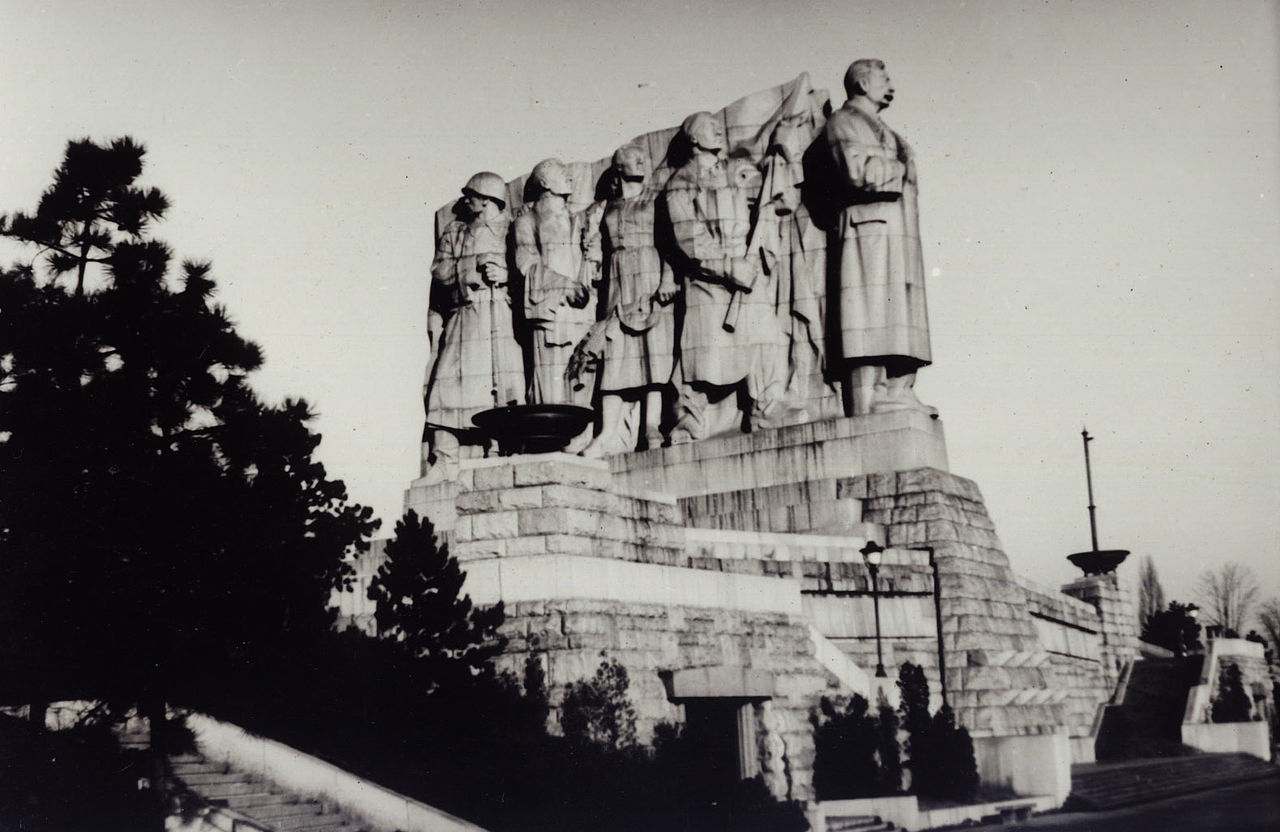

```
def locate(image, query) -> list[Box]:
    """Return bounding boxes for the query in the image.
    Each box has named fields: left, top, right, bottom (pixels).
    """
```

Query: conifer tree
left=0, top=137, right=378, bottom=726
left=367, top=510, right=505, bottom=688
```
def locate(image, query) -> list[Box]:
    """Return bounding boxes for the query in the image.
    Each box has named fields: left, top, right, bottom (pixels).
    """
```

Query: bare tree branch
left=1195, top=562, right=1261, bottom=635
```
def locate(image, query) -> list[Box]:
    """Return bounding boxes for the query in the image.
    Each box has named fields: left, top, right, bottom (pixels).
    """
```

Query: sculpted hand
left=566, top=284, right=591, bottom=309
left=655, top=277, right=679, bottom=305
left=479, top=262, right=508, bottom=287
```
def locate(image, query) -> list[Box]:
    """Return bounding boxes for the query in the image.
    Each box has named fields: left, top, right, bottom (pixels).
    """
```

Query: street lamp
left=860, top=540, right=888, bottom=678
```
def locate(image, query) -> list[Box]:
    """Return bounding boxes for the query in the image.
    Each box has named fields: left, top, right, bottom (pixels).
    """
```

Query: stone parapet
left=611, top=412, right=948, bottom=500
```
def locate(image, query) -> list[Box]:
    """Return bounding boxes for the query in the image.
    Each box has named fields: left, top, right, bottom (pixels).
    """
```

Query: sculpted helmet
left=461, top=171, right=507, bottom=209
left=529, top=158, right=573, bottom=197
left=611, top=144, right=651, bottom=181
left=680, top=111, right=725, bottom=154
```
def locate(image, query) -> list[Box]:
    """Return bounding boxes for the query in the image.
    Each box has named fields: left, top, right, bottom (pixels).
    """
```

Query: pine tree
left=0, top=137, right=378, bottom=726
left=561, top=656, right=639, bottom=751
left=367, top=510, right=505, bottom=687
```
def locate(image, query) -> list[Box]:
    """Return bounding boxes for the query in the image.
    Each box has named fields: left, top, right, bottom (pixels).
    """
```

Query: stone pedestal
left=611, top=411, right=948, bottom=499
left=382, top=415, right=1117, bottom=801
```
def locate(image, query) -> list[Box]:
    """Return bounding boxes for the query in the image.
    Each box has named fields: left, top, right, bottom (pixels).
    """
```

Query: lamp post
left=860, top=540, right=888, bottom=678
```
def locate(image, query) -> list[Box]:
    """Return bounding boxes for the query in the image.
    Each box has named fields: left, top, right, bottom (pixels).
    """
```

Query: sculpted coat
left=514, top=193, right=597, bottom=404
left=425, top=214, right=524, bottom=431
left=597, top=188, right=675, bottom=392
left=664, top=156, right=781, bottom=387
left=824, top=102, right=931, bottom=368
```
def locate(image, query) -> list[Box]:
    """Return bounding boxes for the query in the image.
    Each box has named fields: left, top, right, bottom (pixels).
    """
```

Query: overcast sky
left=3, top=0, right=1277, bottom=613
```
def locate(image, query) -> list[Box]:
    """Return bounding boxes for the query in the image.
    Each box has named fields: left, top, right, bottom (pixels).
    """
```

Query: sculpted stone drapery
left=418, top=65, right=935, bottom=475
left=422, top=172, right=525, bottom=480
left=759, top=119, right=842, bottom=423
left=824, top=59, right=932, bottom=416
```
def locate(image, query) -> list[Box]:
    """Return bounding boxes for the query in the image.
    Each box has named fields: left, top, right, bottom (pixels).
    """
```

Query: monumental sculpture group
left=384, top=61, right=1142, bottom=805
left=421, top=60, right=930, bottom=479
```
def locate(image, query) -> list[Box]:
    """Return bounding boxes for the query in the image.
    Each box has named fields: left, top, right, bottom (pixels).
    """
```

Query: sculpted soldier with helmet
left=513, top=158, right=599, bottom=407
left=663, top=111, right=788, bottom=443
left=422, top=171, right=525, bottom=481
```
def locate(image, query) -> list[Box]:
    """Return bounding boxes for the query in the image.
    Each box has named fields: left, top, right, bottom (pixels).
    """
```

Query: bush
left=898, top=662, right=980, bottom=803
left=1211, top=662, right=1253, bottom=723
left=561, top=656, right=638, bottom=751
left=0, top=715, right=161, bottom=831
left=811, top=692, right=902, bottom=799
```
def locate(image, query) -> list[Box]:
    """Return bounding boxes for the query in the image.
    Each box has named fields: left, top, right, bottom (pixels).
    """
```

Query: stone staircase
left=169, top=752, right=368, bottom=831
left=1066, top=753, right=1278, bottom=810
left=823, top=814, right=896, bottom=832
left=1094, top=655, right=1200, bottom=759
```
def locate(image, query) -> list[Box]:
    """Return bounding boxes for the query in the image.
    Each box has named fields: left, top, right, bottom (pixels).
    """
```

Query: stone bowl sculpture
left=472, top=404, right=594, bottom=455
left=1067, top=549, right=1130, bottom=576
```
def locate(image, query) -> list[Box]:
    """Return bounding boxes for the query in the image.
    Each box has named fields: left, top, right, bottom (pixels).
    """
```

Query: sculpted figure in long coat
left=825, top=59, right=933, bottom=416
left=513, top=158, right=598, bottom=406
left=581, top=144, right=678, bottom=456
left=664, top=111, right=788, bottom=442
left=423, top=171, right=525, bottom=481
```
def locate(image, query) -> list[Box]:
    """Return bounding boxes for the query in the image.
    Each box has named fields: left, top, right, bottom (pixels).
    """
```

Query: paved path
left=1005, top=777, right=1280, bottom=831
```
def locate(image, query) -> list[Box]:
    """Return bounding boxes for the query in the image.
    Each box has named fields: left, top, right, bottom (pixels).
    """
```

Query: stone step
left=1067, top=754, right=1278, bottom=810
left=217, top=792, right=297, bottom=810
left=244, top=800, right=324, bottom=821
left=171, top=760, right=232, bottom=775
left=180, top=770, right=257, bottom=786
left=187, top=779, right=266, bottom=798
left=272, top=811, right=356, bottom=831
left=826, top=814, right=893, bottom=831
left=284, top=814, right=355, bottom=829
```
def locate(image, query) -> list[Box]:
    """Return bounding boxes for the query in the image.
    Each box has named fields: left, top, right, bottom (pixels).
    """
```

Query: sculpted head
left=680, top=111, right=726, bottom=155
left=844, top=59, right=895, bottom=111
left=611, top=143, right=651, bottom=182
left=528, top=158, right=573, bottom=199
left=461, top=171, right=507, bottom=219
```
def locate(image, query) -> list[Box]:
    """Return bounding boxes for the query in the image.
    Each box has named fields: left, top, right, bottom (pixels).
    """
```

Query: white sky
left=3, top=0, right=1277, bottom=614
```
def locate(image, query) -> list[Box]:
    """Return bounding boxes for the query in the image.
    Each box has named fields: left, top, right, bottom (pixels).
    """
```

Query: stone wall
left=1018, top=576, right=1111, bottom=738
left=1060, top=573, right=1138, bottom=687
left=847, top=468, right=1067, bottom=736
left=491, top=599, right=839, bottom=802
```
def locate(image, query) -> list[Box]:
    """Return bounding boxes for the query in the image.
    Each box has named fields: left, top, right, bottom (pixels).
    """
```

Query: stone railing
left=186, top=713, right=488, bottom=832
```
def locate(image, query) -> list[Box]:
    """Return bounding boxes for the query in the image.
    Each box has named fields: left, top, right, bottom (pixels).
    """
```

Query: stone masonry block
left=498, top=487, right=545, bottom=510
left=472, top=464, right=515, bottom=491
left=835, top=477, right=869, bottom=499
left=505, top=535, right=548, bottom=556
left=456, top=490, right=503, bottom=513
left=470, top=510, right=520, bottom=540
left=541, top=483, right=617, bottom=512
left=453, top=539, right=505, bottom=560
left=513, top=459, right=611, bottom=489
left=542, top=534, right=599, bottom=557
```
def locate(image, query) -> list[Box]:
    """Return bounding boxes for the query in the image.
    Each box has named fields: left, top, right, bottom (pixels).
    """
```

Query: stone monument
left=385, top=63, right=1140, bottom=805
